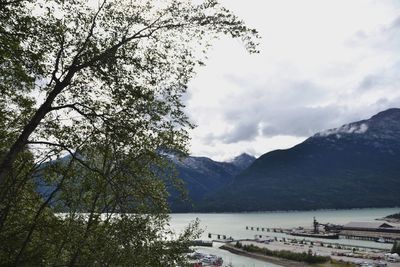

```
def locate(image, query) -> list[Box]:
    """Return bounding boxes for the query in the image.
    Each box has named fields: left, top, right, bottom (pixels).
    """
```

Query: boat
left=200, top=254, right=223, bottom=266
left=188, top=252, right=207, bottom=260
left=376, top=237, right=393, bottom=243
left=188, top=252, right=223, bottom=266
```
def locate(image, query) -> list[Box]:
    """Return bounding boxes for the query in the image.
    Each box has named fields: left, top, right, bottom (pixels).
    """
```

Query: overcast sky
left=184, top=0, right=400, bottom=161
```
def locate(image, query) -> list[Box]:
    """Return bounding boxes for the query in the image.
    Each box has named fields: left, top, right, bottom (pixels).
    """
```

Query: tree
left=0, top=0, right=258, bottom=265
left=392, top=241, right=400, bottom=254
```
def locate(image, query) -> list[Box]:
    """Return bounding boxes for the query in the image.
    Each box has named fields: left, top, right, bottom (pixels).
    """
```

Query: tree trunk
left=0, top=69, right=75, bottom=193
left=13, top=182, right=63, bottom=266
left=68, top=193, right=100, bottom=267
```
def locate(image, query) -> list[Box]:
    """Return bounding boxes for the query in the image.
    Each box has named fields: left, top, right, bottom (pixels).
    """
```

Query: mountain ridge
left=167, top=152, right=256, bottom=211
left=196, top=108, right=400, bottom=212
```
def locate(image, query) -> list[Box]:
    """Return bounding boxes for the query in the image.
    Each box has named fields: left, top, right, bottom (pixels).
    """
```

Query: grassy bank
left=234, top=242, right=330, bottom=264
left=220, top=244, right=310, bottom=267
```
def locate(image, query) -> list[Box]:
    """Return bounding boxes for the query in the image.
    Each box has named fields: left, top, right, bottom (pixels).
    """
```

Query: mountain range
left=37, top=108, right=400, bottom=212
left=166, top=153, right=255, bottom=211
left=173, top=108, right=400, bottom=212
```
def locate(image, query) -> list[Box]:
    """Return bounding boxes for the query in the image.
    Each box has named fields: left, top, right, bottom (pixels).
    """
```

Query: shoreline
left=375, top=217, right=400, bottom=224
left=220, top=243, right=310, bottom=267
left=170, top=206, right=399, bottom=214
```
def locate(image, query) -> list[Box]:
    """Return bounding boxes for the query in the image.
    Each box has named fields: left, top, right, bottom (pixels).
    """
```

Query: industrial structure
left=340, top=221, right=400, bottom=242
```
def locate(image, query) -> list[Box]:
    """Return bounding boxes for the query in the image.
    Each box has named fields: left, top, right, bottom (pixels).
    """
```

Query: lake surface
left=170, top=207, right=399, bottom=266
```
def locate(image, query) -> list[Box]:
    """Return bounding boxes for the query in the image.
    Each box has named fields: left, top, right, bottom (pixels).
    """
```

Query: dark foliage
left=392, top=241, right=400, bottom=254
left=235, top=243, right=330, bottom=264
left=386, top=213, right=400, bottom=219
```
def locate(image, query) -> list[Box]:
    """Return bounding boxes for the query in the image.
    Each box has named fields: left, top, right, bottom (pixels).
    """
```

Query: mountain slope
left=35, top=152, right=256, bottom=212
left=167, top=153, right=255, bottom=211
left=199, top=108, right=400, bottom=212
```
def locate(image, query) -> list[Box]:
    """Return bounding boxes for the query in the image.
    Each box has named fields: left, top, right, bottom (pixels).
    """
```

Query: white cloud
left=317, top=123, right=369, bottom=137
left=185, top=0, right=400, bottom=161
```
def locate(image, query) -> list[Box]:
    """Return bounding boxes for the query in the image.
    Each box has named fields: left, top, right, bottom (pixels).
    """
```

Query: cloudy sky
left=185, top=0, right=400, bottom=161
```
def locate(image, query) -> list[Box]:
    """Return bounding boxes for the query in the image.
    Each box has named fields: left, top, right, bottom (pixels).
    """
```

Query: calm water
left=170, top=207, right=399, bottom=266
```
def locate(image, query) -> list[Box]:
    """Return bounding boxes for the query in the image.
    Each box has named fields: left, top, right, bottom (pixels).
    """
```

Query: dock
left=246, top=219, right=400, bottom=243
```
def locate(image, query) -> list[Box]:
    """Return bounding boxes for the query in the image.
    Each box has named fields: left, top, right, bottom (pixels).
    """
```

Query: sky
left=184, top=0, right=400, bottom=161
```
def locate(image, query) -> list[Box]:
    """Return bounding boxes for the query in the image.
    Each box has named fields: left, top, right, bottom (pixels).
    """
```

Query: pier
left=246, top=220, right=400, bottom=243
left=190, top=240, right=213, bottom=247
left=245, top=226, right=287, bottom=233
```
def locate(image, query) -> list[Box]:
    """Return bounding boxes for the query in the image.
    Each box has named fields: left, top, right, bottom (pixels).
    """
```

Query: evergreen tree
left=392, top=241, right=400, bottom=254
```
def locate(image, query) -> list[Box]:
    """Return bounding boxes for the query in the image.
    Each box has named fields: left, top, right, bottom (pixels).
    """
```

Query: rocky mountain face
left=229, top=153, right=256, bottom=169
left=166, top=153, right=256, bottom=212
left=198, top=108, right=400, bottom=212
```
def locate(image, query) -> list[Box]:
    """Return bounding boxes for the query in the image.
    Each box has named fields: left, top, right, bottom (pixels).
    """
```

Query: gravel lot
left=238, top=240, right=400, bottom=267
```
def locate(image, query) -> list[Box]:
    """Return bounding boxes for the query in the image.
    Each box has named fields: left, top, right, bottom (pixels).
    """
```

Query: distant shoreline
left=375, top=213, right=400, bottom=224
left=376, top=217, right=400, bottom=223
left=375, top=217, right=400, bottom=223
left=170, top=206, right=399, bottom=214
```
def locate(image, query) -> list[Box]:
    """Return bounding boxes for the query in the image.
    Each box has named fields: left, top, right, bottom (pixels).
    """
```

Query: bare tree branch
left=72, top=0, right=107, bottom=66
left=48, top=34, right=65, bottom=86
left=27, top=141, right=103, bottom=176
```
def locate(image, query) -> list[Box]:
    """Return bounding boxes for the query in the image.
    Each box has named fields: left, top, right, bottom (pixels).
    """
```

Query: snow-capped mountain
left=198, top=108, right=400, bottom=212
left=313, top=108, right=400, bottom=148
left=229, top=153, right=256, bottom=169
